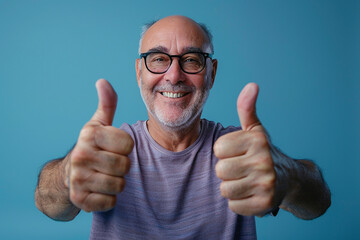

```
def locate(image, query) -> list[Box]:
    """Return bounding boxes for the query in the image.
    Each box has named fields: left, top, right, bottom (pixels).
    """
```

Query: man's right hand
left=64, top=79, right=134, bottom=212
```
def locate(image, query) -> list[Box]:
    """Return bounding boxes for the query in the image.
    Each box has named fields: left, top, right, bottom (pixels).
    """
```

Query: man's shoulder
left=119, top=120, right=144, bottom=128
left=201, top=119, right=242, bottom=138
left=119, top=120, right=145, bottom=135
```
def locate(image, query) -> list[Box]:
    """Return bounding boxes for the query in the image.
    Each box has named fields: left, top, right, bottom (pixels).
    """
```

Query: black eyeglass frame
left=139, top=51, right=213, bottom=74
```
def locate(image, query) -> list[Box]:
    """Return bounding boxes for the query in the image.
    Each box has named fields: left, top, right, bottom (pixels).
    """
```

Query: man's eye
left=185, top=58, right=196, bottom=62
left=183, top=57, right=200, bottom=63
left=151, top=57, right=164, bottom=62
left=150, top=55, right=169, bottom=63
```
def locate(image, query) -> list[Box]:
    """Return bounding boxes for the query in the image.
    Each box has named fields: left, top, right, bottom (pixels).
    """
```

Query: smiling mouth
left=160, top=92, right=189, bottom=98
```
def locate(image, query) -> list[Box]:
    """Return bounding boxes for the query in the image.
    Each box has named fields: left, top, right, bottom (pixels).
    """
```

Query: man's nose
left=164, top=58, right=185, bottom=84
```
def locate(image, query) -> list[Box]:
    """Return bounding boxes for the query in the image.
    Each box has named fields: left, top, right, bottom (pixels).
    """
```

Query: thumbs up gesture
left=214, top=83, right=280, bottom=216
left=64, top=79, right=134, bottom=212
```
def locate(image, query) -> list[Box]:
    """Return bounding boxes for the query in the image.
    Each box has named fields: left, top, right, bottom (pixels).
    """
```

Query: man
left=35, top=16, right=331, bottom=239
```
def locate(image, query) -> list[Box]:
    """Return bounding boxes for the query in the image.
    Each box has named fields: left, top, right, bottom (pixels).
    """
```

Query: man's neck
left=146, top=117, right=202, bottom=152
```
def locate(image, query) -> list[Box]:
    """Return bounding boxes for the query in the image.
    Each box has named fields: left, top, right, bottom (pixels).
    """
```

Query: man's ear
left=135, top=58, right=141, bottom=87
left=210, top=59, right=218, bottom=89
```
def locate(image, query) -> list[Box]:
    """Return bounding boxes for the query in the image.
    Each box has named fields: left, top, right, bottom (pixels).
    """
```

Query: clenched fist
left=64, top=79, right=134, bottom=212
left=214, top=83, right=281, bottom=217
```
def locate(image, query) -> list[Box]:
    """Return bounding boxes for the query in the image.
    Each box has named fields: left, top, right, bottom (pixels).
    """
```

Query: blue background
left=1, top=0, right=359, bottom=239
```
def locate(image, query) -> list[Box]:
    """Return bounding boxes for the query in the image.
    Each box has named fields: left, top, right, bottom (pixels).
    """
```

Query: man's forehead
left=140, top=16, right=209, bottom=53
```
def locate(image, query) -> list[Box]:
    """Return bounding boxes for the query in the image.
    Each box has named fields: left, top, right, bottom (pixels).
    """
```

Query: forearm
left=35, top=155, right=80, bottom=221
left=280, top=159, right=331, bottom=219
left=272, top=148, right=331, bottom=220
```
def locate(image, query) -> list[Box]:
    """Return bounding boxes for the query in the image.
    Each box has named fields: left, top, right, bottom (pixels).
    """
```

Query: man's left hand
left=214, top=83, right=281, bottom=216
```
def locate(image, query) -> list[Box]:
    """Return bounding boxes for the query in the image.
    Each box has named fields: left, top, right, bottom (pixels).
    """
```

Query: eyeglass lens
left=146, top=53, right=205, bottom=73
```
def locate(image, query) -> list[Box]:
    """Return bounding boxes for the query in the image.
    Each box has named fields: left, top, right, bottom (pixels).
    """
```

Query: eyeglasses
left=139, top=51, right=213, bottom=74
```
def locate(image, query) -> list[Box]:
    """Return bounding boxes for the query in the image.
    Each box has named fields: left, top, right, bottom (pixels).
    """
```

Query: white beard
left=139, top=66, right=213, bottom=131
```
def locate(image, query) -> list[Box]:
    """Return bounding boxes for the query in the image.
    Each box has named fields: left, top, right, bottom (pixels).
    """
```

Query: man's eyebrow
left=144, top=46, right=205, bottom=54
left=182, top=47, right=203, bottom=53
left=146, top=46, right=169, bottom=53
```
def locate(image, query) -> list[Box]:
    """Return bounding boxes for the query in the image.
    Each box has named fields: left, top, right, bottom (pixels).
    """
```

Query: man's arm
left=35, top=155, right=80, bottom=221
left=214, top=83, right=331, bottom=219
left=272, top=146, right=331, bottom=219
left=35, top=79, right=133, bottom=220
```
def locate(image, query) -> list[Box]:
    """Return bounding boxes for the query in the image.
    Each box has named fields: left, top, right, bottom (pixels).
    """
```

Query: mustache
left=153, top=82, right=195, bottom=92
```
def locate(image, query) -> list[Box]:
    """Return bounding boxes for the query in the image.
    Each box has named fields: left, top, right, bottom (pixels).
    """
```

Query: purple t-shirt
left=90, top=119, right=256, bottom=239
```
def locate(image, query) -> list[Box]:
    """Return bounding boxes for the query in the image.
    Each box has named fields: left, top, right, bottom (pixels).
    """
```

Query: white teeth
left=162, top=92, right=185, bottom=98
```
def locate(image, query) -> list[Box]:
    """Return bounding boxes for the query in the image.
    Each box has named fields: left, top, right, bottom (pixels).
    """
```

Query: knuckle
left=105, top=177, right=125, bottom=193
left=90, top=195, right=116, bottom=212
left=228, top=200, right=237, bottom=212
left=115, top=178, right=126, bottom=192
left=107, top=155, right=130, bottom=176
left=259, top=196, right=274, bottom=211
left=228, top=200, right=245, bottom=216
left=102, top=196, right=117, bottom=211
left=253, top=153, right=273, bottom=172
left=69, top=168, right=89, bottom=188
left=213, top=139, right=223, bottom=157
left=108, top=196, right=117, bottom=208
left=215, top=162, right=225, bottom=179
left=70, top=147, right=96, bottom=167
left=79, top=125, right=97, bottom=141
left=251, top=131, right=268, bottom=147
left=71, top=148, right=89, bottom=165
left=121, top=157, right=131, bottom=175
left=254, top=171, right=276, bottom=192
left=267, top=173, right=276, bottom=187
left=258, top=178, right=275, bottom=193
left=94, top=126, right=106, bottom=146
left=105, top=154, right=118, bottom=171
left=69, top=190, right=85, bottom=206
left=82, top=199, right=93, bottom=212
left=71, top=175, right=83, bottom=186
left=213, top=135, right=233, bottom=158
left=250, top=195, right=274, bottom=213
left=121, top=132, right=134, bottom=154
left=220, top=182, right=232, bottom=198
left=70, top=174, right=85, bottom=187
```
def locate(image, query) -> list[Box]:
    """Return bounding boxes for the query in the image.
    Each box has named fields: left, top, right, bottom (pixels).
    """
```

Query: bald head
left=138, top=16, right=213, bottom=55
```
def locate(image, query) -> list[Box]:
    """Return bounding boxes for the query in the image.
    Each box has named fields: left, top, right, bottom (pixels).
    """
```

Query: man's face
left=136, top=16, right=217, bottom=130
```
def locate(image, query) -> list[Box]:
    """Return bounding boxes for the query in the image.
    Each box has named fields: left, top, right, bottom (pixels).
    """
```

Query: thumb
left=90, top=79, right=118, bottom=126
left=237, top=83, right=261, bottom=131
